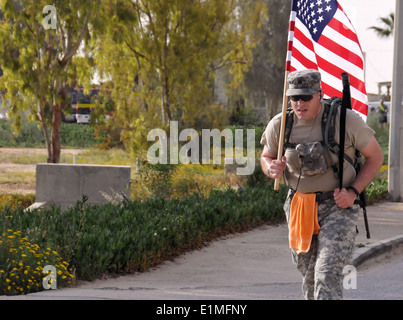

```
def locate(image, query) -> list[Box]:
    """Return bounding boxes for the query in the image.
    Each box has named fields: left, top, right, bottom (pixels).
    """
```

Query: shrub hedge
left=0, top=183, right=288, bottom=293
left=0, top=119, right=99, bottom=148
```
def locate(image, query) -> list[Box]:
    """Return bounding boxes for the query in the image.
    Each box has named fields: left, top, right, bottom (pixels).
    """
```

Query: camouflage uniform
left=269, top=70, right=364, bottom=300
left=284, top=191, right=359, bottom=300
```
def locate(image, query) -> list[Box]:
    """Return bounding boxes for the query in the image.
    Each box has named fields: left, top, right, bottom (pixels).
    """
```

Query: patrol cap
left=286, top=69, right=322, bottom=96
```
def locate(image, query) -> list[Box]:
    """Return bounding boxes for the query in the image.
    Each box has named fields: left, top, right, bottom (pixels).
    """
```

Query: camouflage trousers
left=284, top=190, right=359, bottom=300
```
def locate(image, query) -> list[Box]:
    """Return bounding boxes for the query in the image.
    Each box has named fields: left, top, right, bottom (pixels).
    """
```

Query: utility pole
left=388, top=0, right=403, bottom=202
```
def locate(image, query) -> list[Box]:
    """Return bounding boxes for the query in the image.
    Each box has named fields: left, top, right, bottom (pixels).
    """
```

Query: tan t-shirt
left=261, top=103, right=375, bottom=193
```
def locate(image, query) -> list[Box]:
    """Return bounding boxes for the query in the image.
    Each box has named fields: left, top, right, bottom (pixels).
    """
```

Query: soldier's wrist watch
left=347, top=186, right=360, bottom=197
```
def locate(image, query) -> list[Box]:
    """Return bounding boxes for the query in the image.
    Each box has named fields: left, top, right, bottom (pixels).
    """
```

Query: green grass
left=75, top=148, right=133, bottom=166
left=0, top=172, right=35, bottom=185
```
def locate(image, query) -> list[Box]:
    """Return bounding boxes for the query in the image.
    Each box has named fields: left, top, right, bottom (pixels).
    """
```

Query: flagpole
left=274, top=70, right=289, bottom=191
left=274, top=0, right=294, bottom=191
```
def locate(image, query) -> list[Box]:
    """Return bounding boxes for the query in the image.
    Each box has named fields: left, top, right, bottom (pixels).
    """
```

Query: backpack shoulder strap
left=322, top=97, right=355, bottom=176
left=282, top=98, right=354, bottom=168
left=322, top=97, right=340, bottom=155
left=283, top=107, right=296, bottom=153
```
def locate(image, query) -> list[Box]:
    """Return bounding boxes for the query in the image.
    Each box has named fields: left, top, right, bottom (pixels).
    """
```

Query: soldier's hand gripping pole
left=274, top=71, right=290, bottom=191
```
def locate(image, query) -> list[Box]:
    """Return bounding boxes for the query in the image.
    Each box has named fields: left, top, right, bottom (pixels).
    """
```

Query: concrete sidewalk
left=2, top=202, right=403, bottom=300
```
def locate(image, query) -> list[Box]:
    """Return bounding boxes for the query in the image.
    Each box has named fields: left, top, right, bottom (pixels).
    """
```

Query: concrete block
left=34, top=163, right=131, bottom=210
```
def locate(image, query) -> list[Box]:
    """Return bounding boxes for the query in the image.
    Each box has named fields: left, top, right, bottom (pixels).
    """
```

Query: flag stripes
left=286, top=0, right=368, bottom=119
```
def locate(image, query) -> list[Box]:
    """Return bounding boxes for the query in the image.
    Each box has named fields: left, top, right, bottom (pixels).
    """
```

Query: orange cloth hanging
left=289, top=192, right=320, bottom=254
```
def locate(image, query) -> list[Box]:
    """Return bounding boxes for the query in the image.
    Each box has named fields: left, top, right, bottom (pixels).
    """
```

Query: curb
left=351, top=234, right=403, bottom=268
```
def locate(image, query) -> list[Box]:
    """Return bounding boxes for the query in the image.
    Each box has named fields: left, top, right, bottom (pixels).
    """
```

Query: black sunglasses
left=290, top=95, right=314, bottom=102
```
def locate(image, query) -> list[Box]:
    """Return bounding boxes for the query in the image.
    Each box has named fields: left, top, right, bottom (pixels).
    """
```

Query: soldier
left=260, top=69, right=384, bottom=300
left=378, top=99, right=388, bottom=128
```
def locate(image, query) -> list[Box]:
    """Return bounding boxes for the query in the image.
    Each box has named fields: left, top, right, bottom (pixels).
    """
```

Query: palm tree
left=369, top=13, right=395, bottom=38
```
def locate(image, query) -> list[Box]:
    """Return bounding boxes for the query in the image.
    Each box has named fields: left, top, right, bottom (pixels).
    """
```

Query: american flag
left=286, top=0, right=368, bottom=119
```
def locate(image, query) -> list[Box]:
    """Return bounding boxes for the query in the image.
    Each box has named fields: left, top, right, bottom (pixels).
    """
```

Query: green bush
left=60, top=123, right=100, bottom=148
left=228, top=125, right=265, bottom=152
left=366, top=177, right=388, bottom=204
left=0, top=229, right=74, bottom=296
left=132, top=162, right=179, bottom=200
left=0, top=192, right=35, bottom=210
left=0, top=120, right=16, bottom=146
left=0, top=183, right=288, bottom=287
left=0, top=118, right=45, bottom=147
left=0, top=119, right=99, bottom=148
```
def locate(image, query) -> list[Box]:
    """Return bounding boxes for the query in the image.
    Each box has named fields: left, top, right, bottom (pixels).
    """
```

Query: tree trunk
left=162, top=71, right=171, bottom=124
left=49, top=102, right=62, bottom=163
left=38, top=100, right=52, bottom=163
